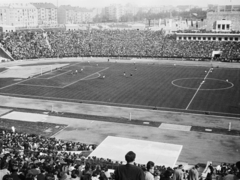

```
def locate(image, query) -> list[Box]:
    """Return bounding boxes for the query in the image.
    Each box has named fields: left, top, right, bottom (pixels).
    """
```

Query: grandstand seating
left=0, top=128, right=239, bottom=180
left=0, top=30, right=240, bottom=61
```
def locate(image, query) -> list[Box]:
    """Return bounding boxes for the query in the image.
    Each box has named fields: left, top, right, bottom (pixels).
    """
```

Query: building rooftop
left=4, top=3, right=37, bottom=9
left=59, top=5, right=89, bottom=12
left=31, top=3, right=57, bottom=9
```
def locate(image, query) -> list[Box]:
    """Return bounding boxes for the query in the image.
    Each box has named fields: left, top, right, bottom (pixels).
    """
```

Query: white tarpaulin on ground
left=88, top=136, right=182, bottom=167
left=212, top=51, right=222, bottom=57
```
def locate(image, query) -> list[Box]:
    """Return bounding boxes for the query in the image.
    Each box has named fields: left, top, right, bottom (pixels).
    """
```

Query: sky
left=0, top=0, right=240, bottom=8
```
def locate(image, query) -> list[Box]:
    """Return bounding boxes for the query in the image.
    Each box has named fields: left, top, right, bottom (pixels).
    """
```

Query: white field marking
left=172, top=78, right=234, bottom=91
left=82, top=72, right=101, bottom=80
left=16, top=83, right=62, bottom=88
left=47, top=70, right=72, bottom=79
left=50, top=125, right=69, bottom=137
left=34, top=77, right=49, bottom=79
left=61, top=67, right=109, bottom=88
left=15, top=71, right=102, bottom=88
left=8, top=69, right=106, bottom=89
left=33, top=62, right=82, bottom=79
left=0, top=76, right=38, bottom=90
left=185, top=68, right=212, bottom=110
left=0, top=69, right=8, bottom=74
left=0, top=62, right=82, bottom=90
left=0, top=92, right=240, bottom=119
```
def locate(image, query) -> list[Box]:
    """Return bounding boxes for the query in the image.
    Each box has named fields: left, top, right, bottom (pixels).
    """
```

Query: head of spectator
left=178, top=164, right=183, bottom=170
left=194, top=165, right=199, bottom=170
left=164, top=169, right=173, bottom=179
left=236, top=161, right=240, bottom=177
left=3, top=175, right=13, bottom=180
left=125, top=151, right=136, bottom=164
left=236, top=161, right=240, bottom=170
left=154, top=169, right=161, bottom=180
left=146, top=161, right=155, bottom=174
left=70, top=169, right=78, bottom=179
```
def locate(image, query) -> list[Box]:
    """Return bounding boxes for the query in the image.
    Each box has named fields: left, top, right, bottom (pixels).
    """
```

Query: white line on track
left=185, top=68, right=212, bottom=110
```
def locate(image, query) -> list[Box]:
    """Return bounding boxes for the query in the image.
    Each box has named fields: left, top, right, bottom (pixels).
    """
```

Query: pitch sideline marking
left=15, top=72, right=103, bottom=88
left=17, top=84, right=62, bottom=88
left=185, top=68, right=212, bottom=110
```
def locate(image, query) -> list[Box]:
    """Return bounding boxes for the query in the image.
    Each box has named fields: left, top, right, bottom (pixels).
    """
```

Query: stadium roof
left=176, top=33, right=240, bottom=37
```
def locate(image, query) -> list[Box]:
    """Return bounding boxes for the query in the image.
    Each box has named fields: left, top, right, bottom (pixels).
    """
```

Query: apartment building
left=124, top=3, right=138, bottom=16
left=76, top=9, right=94, bottom=23
left=104, top=4, right=125, bottom=21
left=31, top=3, right=57, bottom=26
left=0, top=5, right=9, bottom=25
left=0, top=3, right=38, bottom=27
left=58, top=5, right=94, bottom=24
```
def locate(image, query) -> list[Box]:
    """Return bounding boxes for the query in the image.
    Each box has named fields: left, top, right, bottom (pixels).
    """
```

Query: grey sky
left=1, top=0, right=239, bottom=8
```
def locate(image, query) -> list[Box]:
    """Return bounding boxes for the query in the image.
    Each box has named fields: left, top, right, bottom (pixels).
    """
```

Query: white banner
left=212, top=51, right=222, bottom=57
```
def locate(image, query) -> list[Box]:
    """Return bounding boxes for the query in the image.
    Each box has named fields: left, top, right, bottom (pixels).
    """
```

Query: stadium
left=0, top=15, right=240, bottom=180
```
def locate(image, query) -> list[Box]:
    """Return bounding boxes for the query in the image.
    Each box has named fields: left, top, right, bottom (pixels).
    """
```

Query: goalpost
left=40, top=66, right=53, bottom=75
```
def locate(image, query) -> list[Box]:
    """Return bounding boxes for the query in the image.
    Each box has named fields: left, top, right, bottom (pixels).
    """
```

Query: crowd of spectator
left=0, top=128, right=239, bottom=180
left=1, top=29, right=240, bottom=61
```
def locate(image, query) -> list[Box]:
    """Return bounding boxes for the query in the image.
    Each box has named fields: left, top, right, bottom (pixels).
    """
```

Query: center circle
left=172, top=78, right=234, bottom=91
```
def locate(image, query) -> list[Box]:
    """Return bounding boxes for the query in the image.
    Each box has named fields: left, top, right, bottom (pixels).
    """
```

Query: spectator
left=3, top=160, right=21, bottom=180
left=161, top=169, right=173, bottom=180
left=114, top=151, right=145, bottom=180
left=173, top=165, right=184, bottom=180
left=222, top=161, right=240, bottom=180
left=145, top=161, right=155, bottom=180
left=188, top=165, right=200, bottom=180
left=81, top=162, right=92, bottom=180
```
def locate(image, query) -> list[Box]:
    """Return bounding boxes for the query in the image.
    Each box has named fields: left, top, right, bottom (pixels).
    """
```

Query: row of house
left=0, top=3, right=96, bottom=27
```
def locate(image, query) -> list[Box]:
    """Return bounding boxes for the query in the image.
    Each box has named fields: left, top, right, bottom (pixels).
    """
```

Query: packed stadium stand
left=0, top=28, right=240, bottom=180
left=0, top=30, right=240, bottom=61
left=0, top=129, right=239, bottom=180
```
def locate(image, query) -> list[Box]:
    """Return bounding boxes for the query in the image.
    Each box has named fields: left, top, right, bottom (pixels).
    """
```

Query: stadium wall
left=206, top=12, right=240, bottom=31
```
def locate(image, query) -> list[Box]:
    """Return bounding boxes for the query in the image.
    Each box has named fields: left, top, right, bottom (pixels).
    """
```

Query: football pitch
left=0, top=61, right=239, bottom=117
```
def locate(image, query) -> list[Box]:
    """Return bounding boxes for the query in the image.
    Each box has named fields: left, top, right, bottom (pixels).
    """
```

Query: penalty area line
left=61, top=67, right=109, bottom=88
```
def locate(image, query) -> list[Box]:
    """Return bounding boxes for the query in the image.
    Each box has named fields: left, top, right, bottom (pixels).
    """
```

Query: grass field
left=0, top=61, right=239, bottom=116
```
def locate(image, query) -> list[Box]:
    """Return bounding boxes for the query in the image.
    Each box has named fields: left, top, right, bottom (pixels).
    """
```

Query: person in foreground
left=114, top=151, right=145, bottom=180
left=222, top=161, right=240, bottom=180
left=145, top=161, right=155, bottom=180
